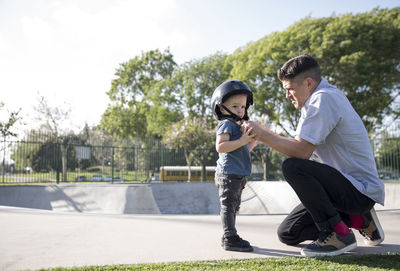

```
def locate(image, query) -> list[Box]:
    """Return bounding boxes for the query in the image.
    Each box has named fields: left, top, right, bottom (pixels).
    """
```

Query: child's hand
left=240, top=127, right=255, bottom=144
left=248, top=137, right=257, bottom=152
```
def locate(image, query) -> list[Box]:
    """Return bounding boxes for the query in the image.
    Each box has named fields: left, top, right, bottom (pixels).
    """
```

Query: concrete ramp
left=123, top=185, right=161, bottom=214
left=151, top=183, right=220, bottom=214
left=0, top=183, right=220, bottom=215
left=240, top=182, right=300, bottom=214
left=0, top=182, right=397, bottom=215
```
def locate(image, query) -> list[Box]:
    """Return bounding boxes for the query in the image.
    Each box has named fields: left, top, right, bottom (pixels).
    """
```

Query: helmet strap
left=220, top=105, right=243, bottom=122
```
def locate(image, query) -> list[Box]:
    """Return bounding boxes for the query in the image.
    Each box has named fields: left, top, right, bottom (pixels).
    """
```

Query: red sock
left=332, top=221, right=350, bottom=236
left=349, top=214, right=364, bottom=229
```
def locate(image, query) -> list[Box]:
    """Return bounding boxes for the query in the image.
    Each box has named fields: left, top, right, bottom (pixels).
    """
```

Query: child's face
left=221, top=94, right=247, bottom=119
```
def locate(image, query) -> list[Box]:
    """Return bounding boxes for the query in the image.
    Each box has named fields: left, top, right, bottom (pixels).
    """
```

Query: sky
left=1, top=0, right=399, bottom=134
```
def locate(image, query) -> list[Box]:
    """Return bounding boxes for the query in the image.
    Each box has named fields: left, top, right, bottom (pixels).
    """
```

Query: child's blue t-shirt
left=216, top=119, right=251, bottom=176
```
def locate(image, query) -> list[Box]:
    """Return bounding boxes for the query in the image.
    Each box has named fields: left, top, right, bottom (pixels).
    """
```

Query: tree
left=229, top=8, right=400, bottom=133
left=10, top=130, right=41, bottom=172
left=33, top=95, right=72, bottom=182
left=28, top=132, right=96, bottom=174
left=0, top=102, right=21, bottom=139
left=170, top=52, right=232, bottom=123
left=162, top=117, right=215, bottom=182
left=0, top=102, right=21, bottom=178
left=33, top=95, right=71, bottom=136
left=101, top=49, right=181, bottom=139
left=79, top=125, right=114, bottom=174
left=316, top=8, right=400, bottom=128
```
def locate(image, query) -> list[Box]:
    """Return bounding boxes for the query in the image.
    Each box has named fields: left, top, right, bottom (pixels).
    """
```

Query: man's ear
left=305, top=77, right=315, bottom=91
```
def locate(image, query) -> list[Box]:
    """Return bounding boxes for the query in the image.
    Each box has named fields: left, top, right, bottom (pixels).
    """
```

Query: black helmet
left=211, top=80, right=253, bottom=121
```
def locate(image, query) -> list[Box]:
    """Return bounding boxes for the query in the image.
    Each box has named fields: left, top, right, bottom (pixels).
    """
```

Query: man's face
left=282, top=78, right=312, bottom=109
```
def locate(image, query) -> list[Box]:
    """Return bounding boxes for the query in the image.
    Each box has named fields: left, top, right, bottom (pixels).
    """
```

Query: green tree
left=0, top=102, right=21, bottom=179
left=101, top=49, right=181, bottom=138
left=317, top=8, right=400, bottom=128
left=11, top=130, right=43, bottom=172
left=171, top=52, right=232, bottom=123
left=162, top=117, right=215, bottom=182
left=230, top=8, right=400, bottom=133
left=0, top=102, right=21, bottom=139
left=29, top=133, right=91, bottom=174
left=81, top=125, right=114, bottom=174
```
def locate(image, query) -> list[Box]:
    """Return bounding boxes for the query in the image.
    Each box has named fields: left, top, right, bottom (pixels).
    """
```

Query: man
left=242, top=54, right=385, bottom=257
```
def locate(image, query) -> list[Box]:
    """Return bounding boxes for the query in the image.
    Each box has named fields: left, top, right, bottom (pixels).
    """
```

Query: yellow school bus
left=159, top=166, right=216, bottom=182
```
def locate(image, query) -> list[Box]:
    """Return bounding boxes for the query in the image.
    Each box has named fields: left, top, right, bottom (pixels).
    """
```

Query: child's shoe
left=221, top=235, right=253, bottom=252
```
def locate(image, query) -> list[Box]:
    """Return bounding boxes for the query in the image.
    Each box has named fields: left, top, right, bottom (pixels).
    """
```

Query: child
left=211, top=80, right=256, bottom=252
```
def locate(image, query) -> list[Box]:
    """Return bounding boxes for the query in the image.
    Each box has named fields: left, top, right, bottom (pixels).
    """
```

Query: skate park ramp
left=0, top=183, right=220, bottom=215
left=0, top=182, right=398, bottom=214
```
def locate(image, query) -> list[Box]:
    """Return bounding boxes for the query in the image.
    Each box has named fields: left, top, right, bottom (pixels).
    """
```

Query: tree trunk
left=201, top=164, right=206, bottom=182
left=61, top=144, right=67, bottom=182
left=263, top=148, right=269, bottom=181
left=184, top=148, right=192, bottom=182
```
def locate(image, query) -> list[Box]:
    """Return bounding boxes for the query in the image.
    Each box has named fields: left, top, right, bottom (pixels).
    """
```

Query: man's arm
left=242, top=121, right=316, bottom=159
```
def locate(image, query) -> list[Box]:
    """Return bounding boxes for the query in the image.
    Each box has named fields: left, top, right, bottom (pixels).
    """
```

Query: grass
left=37, top=254, right=400, bottom=271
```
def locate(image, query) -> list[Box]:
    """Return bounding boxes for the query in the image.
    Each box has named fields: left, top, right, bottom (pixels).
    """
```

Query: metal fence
left=371, top=123, right=400, bottom=181
left=1, top=127, right=399, bottom=184
left=1, top=139, right=189, bottom=183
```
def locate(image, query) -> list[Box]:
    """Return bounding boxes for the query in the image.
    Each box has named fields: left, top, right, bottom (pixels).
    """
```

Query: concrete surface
left=0, top=182, right=399, bottom=270
left=0, top=207, right=399, bottom=271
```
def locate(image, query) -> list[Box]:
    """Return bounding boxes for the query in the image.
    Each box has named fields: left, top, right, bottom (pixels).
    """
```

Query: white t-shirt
left=296, top=78, right=385, bottom=205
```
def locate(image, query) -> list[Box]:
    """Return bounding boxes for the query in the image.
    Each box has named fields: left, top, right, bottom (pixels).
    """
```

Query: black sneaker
left=221, top=235, right=250, bottom=247
left=221, top=235, right=253, bottom=252
left=301, top=230, right=357, bottom=257
left=359, top=208, right=384, bottom=246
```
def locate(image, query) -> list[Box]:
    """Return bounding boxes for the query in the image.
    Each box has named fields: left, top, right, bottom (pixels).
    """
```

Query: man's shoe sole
left=300, top=242, right=357, bottom=257
left=364, top=208, right=384, bottom=246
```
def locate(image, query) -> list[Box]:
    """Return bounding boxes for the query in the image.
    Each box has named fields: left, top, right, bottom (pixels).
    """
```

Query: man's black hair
left=277, top=54, right=321, bottom=83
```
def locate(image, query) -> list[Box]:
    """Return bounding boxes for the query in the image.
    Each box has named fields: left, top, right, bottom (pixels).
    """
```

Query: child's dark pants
left=215, top=173, right=247, bottom=237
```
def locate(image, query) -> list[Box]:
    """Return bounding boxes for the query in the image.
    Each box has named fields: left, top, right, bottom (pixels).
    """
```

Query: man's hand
left=241, top=120, right=316, bottom=159
left=241, top=120, right=268, bottom=140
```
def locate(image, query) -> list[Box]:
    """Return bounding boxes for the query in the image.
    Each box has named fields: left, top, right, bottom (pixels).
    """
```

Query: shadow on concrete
left=0, top=186, right=52, bottom=210
left=0, top=185, right=99, bottom=213
left=252, top=246, right=301, bottom=257
left=353, top=243, right=400, bottom=254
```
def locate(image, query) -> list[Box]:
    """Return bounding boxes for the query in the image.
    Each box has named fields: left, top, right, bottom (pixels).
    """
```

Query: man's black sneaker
left=359, top=208, right=384, bottom=246
left=301, top=230, right=357, bottom=257
left=221, top=235, right=253, bottom=252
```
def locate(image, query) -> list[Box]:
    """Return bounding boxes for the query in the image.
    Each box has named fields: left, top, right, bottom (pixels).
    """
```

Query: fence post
left=264, top=147, right=269, bottom=181
left=111, top=146, right=114, bottom=184
left=2, top=136, right=5, bottom=183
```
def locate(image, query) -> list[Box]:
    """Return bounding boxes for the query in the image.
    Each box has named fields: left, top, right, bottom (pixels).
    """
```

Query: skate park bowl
left=0, top=182, right=398, bottom=214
